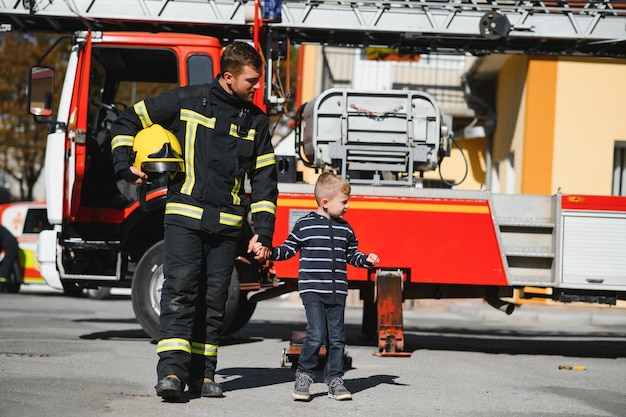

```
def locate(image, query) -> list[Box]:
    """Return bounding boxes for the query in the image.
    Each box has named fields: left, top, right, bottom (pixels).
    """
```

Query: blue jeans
left=298, top=300, right=346, bottom=384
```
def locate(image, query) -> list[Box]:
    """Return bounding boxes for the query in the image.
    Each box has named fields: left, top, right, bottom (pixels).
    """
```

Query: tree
left=0, top=32, right=69, bottom=201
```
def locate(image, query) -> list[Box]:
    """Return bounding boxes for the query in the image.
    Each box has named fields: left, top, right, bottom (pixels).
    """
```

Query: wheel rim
left=149, top=263, right=164, bottom=317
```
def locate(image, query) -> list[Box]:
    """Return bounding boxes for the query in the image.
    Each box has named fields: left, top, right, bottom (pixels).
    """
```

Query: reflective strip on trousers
left=191, top=341, right=218, bottom=357
left=156, top=338, right=191, bottom=354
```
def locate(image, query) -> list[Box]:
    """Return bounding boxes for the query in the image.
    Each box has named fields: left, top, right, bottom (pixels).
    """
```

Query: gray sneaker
left=328, top=377, right=352, bottom=400
left=292, top=372, right=314, bottom=401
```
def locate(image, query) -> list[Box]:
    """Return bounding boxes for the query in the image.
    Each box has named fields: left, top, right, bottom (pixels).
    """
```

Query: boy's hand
left=366, top=253, right=380, bottom=265
left=254, top=245, right=271, bottom=261
left=247, top=234, right=260, bottom=253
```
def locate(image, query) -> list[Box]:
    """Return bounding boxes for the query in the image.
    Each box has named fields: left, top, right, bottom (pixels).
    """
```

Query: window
left=188, top=54, right=214, bottom=85
left=612, top=141, right=626, bottom=196
left=23, top=209, right=52, bottom=234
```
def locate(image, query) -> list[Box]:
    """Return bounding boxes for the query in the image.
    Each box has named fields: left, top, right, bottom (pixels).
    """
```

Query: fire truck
left=2, top=1, right=626, bottom=353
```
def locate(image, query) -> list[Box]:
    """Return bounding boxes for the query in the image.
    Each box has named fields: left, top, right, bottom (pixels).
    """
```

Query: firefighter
left=110, top=41, right=276, bottom=400
left=0, top=224, right=19, bottom=292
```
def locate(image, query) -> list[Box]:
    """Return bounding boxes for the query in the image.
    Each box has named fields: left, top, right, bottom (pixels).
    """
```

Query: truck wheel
left=87, top=287, right=112, bottom=300
left=131, top=241, right=164, bottom=340
left=62, top=282, right=86, bottom=297
left=222, top=291, right=256, bottom=336
left=132, top=240, right=242, bottom=341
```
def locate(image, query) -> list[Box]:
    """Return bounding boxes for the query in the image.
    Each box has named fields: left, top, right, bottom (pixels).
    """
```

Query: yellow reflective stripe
left=133, top=100, right=153, bottom=128
left=219, top=212, right=243, bottom=228
left=156, top=338, right=191, bottom=354
left=180, top=109, right=215, bottom=195
left=255, top=152, right=276, bottom=169
left=231, top=177, right=242, bottom=205
left=181, top=109, right=215, bottom=129
left=181, top=121, right=198, bottom=195
left=191, top=342, right=218, bottom=357
left=250, top=200, right=277, bottom=215
left=229, top=125, right=256, bottom=141
left=165, top=202, right=203, bottom=220
left=111, top=135, right=134, bottom=150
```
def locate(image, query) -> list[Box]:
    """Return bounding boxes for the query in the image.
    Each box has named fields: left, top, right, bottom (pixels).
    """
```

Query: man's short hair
left=220, top=41, right=263, bottom=76
left=314, top=172, right=351, bottom=205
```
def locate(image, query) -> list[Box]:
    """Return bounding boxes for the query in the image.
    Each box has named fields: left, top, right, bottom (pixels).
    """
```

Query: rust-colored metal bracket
left=373, top=269, right=411, bottom=358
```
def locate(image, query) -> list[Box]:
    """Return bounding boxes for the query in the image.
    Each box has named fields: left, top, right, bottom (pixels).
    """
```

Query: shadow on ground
left=77, top=313, right=626, bottom=358
left=234, top=320, right=626, bottom=359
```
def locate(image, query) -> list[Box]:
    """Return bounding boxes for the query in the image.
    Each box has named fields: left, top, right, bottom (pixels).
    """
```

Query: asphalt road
left=1, top=287, right=626, bottom=417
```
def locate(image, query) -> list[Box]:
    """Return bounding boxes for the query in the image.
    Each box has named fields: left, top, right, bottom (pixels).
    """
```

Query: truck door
left=66, top=31, right=93, bottom=220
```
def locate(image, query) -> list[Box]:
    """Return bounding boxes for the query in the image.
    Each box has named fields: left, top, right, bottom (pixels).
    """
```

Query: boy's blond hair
left=314, top=172, right=351, bottom=206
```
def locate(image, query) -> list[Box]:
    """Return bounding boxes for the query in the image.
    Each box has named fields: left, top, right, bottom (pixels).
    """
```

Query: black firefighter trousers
left=156, top=223, right=238, bottom=385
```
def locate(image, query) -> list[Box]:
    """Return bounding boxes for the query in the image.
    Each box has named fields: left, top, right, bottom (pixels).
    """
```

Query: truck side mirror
left=28, top=66, right=55, bottom=117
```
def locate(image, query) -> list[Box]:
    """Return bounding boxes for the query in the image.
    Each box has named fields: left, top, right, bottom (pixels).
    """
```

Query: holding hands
left=247, top=234, right=271, bottom=261
left=248, top=234, right=381, bottom=267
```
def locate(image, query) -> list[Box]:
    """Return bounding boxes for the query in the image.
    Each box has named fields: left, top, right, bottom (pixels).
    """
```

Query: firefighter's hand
left=120, top=166, right=148, bottom=184
left=248, top=234, right=271, bottom=261
left=129, top=166, right=148, bottom=184
left=250, top=241, right=263, bottom=253
left=367, top=253, right=380, bottom=265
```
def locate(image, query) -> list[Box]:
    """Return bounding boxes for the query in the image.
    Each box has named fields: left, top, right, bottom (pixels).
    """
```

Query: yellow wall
left=493, top=55, right=528, bottom=194
left=492, top=56, right=626, bottom=195
left=490, top=56, right=626, bottom=196
left=551, top=58, right=626, bottom=195
left=423, top=141, right=486, bottom=190
left=299, top=44, right=320, bottom=105
left=521, top=58, right=558, bottom=195
left=494, top=56, right=528, bottom=162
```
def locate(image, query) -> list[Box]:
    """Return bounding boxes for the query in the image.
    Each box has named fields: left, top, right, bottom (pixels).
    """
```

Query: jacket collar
left=211, top=75, right=251, bottom=108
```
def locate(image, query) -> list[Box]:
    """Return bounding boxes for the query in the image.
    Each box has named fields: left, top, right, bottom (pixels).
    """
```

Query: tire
left=131, top=241, right=165, bottom=340
left=220, top=220, right=258, bottom=335
left=131, top=240, right=242, bottom=341
left=62, top=281, right=86, bottom=297
left=222, top=291, right=256, bottom=336
left=221, top=270, right=242, bottom=335
left=87, top=287, right=112, bottom=300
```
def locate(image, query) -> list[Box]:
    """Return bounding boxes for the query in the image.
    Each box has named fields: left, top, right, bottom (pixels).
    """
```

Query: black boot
left=155, top=375, right=183, bottom=399
left=200, top=378, right=223, bottom=397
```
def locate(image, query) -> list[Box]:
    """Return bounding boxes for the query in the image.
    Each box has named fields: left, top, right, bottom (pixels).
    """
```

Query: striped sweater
left=270, top=211, right=372, bottom=305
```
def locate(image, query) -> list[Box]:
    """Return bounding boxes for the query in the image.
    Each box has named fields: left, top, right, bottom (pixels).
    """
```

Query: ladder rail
left=1, top=1, right=624, bottom=56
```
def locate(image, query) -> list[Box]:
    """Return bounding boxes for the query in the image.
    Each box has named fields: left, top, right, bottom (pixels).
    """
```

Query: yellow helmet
left=132, top=124, right=184, bottom=173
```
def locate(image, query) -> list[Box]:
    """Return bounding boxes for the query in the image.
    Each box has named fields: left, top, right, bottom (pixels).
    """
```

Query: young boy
left=253, top=172, right=380, bottom=401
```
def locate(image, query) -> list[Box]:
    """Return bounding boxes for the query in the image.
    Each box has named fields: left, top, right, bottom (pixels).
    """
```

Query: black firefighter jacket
left=110, top=77, right=278, bottom=246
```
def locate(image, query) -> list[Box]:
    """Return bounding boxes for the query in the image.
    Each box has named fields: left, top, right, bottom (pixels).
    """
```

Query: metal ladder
left=1, top=1, right=624, bottom=57
left=491, top=193, right=558, bottom=287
